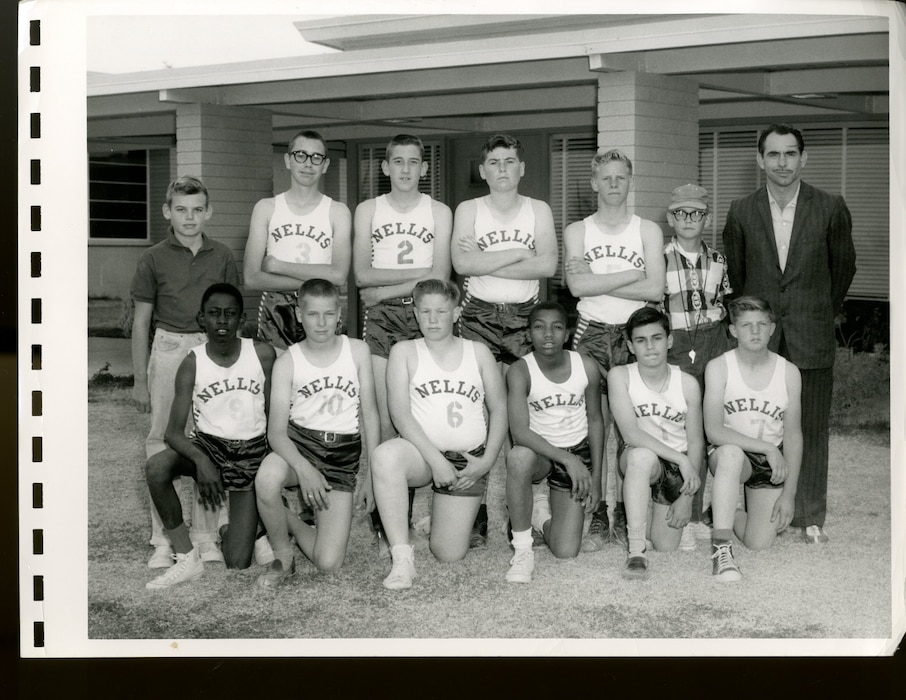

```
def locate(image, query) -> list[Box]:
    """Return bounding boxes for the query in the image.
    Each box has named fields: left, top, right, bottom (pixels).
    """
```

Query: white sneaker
left=253, top=535, right=275, bottom=566
left=383, top=547, right=416, bottom=590
left=679, top=524, right=697, bottom=552
left=688, top=520, right=712, bottom=540
left=505, top=548, right=535, bottom=584
left=531, top=492, right=552, bottom=533
left=146, top=549, right=204, bottom=590
left=196, top=541, right=225, bottom=564
left=148, top=544, right=175, bottom=569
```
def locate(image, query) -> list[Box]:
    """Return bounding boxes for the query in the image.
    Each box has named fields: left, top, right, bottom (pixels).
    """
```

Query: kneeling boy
left=145, top=283, right=276, bottom=589
left=372, top=279, right=508, bottom=590
left=255, top=279, right=378, bottom=587
left=607, top=307, right=703, bottom=580
left=703, top=296, right=802, bottom=582
left=504, top=302, right=604, bottom=582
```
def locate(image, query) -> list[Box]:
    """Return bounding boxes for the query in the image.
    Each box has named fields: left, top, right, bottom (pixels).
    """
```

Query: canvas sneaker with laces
left=196, top=540, right=225, bottom=564
left=580, top=510, right=609, bottom=553
left=145, top=548, right=203, bottom=590
left=506, top=548, right=535, bottom=584
left=679, top=524, right=697, bottom=552
left=383, top=546, right=416, bottom=590
left=148, top=544, right=175, bottom=569
left=711, top=541, right=742, bottom=582
left=253, top=535, right=275, bottom=566
left=256, top=558, right=296, bottom=588
left=622, top=552, right=649, bottom=580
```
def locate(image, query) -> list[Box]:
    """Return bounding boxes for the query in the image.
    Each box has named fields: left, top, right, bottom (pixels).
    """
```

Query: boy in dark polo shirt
left=131, top=175, right=240, bottom=569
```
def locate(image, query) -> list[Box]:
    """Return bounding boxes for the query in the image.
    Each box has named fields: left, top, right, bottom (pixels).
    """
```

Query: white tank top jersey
left=191, top=338, right=267, bottom=440
left=288, top=335, right=359, bottom=434
left=722, top=350, right=788, bottom=447
left=524, top=351, right=588, bottom=448
left=626, top=363, right=687, bottom=453
left=370, top=193, right=435, bottom=270
left=265, top=193, right=334, bottom=266
left=575, top=214, right=647, bottom=324
left=409, top=338, right=486, bottom=452
left=464, top=196, right=538, bottom=304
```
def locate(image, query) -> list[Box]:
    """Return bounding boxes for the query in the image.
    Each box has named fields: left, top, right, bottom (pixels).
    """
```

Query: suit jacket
left=722, top=181, right=856, bottom=369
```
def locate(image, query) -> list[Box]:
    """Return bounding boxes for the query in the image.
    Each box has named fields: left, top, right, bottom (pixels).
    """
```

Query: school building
left=86, top=13, right=892, bottom=330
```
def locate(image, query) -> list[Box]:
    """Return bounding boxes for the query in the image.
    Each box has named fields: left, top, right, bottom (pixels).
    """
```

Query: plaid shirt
left=659, top=237, right=732, bottom=331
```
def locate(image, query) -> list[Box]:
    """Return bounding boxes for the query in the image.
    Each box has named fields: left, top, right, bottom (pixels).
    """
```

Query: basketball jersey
left=575, top=214, right=646, bottom=324
left=626, top=363, right=687, bottom=453
left=191, top=338, right=266, bottom=440
left=524, top=351, right=588, bottom=448
left=409, top=338, right=486, bottom=452
left=370, top=193, right=435, bottom=270
left=464, top=196, right=538, bottom=304
left=288, top=335, right=359, bottom=434
left=722, top=350, right=788, bottom=447
left=265, top=192, right=334, bottom=266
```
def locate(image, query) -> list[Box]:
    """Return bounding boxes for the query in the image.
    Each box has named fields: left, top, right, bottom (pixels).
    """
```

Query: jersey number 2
left=397, top=240, right=414, bottom=265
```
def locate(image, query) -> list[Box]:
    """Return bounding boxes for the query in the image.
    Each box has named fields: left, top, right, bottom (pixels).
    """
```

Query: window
left=549, top=134, right=597, bottom=314
left=88, top=150, right=149, bottom=241
left=358, top=140, right=443, bottom=201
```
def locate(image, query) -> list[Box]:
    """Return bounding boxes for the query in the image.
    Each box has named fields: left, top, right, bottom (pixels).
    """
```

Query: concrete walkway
left=88, top=337, right=132, bottom=379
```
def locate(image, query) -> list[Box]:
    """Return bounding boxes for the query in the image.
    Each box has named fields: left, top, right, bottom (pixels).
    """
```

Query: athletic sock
left=627, top=524, right=646, bottom=555
left=390, top=544, right=414, bottom=562
left=272, top=547, right=294, bottom=568
left=712, top=529, right=733, bottom=543
left=511, top=528, right=533, bottom=550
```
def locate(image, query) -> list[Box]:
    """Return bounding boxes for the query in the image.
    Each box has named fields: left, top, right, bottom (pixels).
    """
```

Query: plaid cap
left=668, top=183, right=709, bottom=211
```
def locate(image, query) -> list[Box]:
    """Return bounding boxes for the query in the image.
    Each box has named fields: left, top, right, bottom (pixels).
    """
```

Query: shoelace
left=711, top=543, right=735, bottom=570
left=588, top=517, right=607, bottom=536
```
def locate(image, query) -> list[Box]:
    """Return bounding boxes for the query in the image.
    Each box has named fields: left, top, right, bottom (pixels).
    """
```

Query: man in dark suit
left=722, top=123, right=856, bottom=545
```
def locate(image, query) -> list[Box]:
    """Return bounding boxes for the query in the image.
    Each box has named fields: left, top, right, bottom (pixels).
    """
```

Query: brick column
left=595, top=71, right=700, bottom=232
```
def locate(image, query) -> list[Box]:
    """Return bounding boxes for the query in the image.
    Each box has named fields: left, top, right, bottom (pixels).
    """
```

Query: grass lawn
left=87, top=373, right=892, bottom=643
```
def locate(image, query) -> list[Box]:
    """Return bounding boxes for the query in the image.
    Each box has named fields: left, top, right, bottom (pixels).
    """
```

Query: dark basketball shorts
left=432, top=445, right=488, bottom=498
left=572, top=318, right=630, bottom=395
left=743, top=444, right=785, bottom=490
left=362, top=297, right=420, bottom=359
left=617, top=440, right=685, bottom=506
left=543, top=438, right=593, bottom=492
left=286, top=421, right=362, bottom=493
left=192, top=431, right=269, bottom=492
left=458, top=296, right=535, bottom=365
left=257, top=291, right=305, bottom=350
left=666, top=320, right=730, bottom=381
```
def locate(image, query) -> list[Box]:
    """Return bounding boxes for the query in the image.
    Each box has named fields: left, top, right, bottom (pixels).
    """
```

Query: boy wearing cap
left=659, top=184, right=732, bottom=548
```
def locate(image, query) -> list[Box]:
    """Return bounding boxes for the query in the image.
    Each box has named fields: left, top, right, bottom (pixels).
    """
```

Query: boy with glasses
left=658, top=184, right=733, bottom=549
left=244, top=130, right=352, bottom=350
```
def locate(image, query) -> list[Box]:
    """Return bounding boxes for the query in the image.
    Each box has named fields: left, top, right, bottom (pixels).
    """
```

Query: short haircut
left=591, top=148, right=633, bottom=176
left=481, top=133, right=523, bottom=161
left=625, top=306, right=670, bottom=340
left=728, top=296, right=776, bottom=324
left=385, top=134, right=425, bottom=161
left=297, top=278, right=340, bottom=304
left=200, top=282, right=243, bottom=312
left=528, top=301, right=567, bottom=327
left=166, top=175, right=210, bottom=208
left=288, top=129, right=328, bottom=155
left=757, top=123, right=805, bottom=155
left=413, top=278, right=461, bottom=306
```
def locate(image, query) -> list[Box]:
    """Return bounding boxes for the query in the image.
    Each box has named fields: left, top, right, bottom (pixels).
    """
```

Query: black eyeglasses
left=289, top=150, right=326, bottom=165
left=671, top=209, right=707, bottom=222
